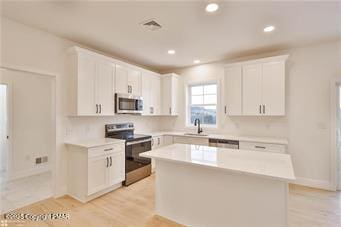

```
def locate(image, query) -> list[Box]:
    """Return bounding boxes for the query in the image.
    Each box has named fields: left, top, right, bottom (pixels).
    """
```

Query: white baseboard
left=8, top=164, right=50, bottom=181
left=293, top=177, right=333, bottom=191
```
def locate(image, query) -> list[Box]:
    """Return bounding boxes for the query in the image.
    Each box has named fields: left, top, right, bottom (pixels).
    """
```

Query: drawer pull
left=255, top=146, right=266, bottom=149
left=104, top=148, right=113, bottom=151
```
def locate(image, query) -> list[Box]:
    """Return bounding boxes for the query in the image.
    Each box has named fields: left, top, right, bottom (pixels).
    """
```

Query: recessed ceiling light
left=194, top=60, right=200, bottom=64
left=205, top=3, right=219, bottom=13
left=263, top=25, right=275, bottom=33
left=167, top=50, right=175, bottom=55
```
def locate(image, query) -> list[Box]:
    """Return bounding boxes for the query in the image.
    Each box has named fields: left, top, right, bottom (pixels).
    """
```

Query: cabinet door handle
left=110, top=156, right=112, bottom=166
left=263, top=105, right=265, bottom=114
left=99, top=104, right=102, bottom=114
left=104, top=148, right=113, bottom=151
left=96, top=104, right=98, bottom=114
left=224, top=106, right=227, bottom=114
left=106, top=157, right=109, bottom=167
left=151, top=138, right=154, bottom=146
left=157, top=137, right=160, bottom=145
left=169, top=107, right=172, bottom=115
left=130, top=86, right=133, bottom=94
left=259, top=105, right=262, bottom=114
left=255, top=146, right=266, bottom=149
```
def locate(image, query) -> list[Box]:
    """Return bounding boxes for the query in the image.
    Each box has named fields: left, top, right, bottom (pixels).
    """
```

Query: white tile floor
left=0, top=171, right=52, bottom=214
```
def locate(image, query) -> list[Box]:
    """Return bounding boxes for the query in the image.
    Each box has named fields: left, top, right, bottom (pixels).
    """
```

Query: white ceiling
left=1, top=1, right=340, bottom=72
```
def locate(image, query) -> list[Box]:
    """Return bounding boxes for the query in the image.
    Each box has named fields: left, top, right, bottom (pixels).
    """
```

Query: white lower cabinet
left=239, top=141, right=286, bottom=153
left=173, top=136, right=209, bottom=146
left=88, top=154, right=109, bottom=195
left=67, top=142, right=125, bottom=202
left=151, top=135, right=175, bottom=171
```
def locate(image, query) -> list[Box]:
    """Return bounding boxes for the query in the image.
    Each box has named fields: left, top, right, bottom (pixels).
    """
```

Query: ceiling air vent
left=140, top=19, right=162, bottom=31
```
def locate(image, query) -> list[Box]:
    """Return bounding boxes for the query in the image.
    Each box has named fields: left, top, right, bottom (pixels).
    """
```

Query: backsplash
left=65, top=115, right=166, bottom=140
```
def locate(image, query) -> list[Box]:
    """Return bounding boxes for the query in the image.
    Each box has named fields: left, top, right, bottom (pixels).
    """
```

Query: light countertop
left=137, top=131, right=288, bottom=145
left=140, top=143, right=295, bottom=181
left=65, top=138, right=125, bottom=149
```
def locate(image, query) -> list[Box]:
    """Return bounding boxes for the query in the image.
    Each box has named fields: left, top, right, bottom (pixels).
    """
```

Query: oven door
left=115, top=93, right=143, bottom=114
left=125, top=138, right=151, bottom=172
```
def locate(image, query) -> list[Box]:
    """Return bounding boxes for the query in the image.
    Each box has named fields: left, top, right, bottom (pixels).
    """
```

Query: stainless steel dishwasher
left=208, top=138, right=239, bottom=149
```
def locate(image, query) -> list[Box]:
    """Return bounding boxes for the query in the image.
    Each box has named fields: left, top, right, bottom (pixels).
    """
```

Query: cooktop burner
left=105, top=123, right=151, bottom=142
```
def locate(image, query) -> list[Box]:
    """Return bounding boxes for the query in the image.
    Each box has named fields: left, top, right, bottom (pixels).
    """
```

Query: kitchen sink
left=183, top=133, right=208, bottom=137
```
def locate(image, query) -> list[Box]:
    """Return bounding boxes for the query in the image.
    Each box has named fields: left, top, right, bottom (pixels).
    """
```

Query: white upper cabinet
left=261, top=61, right=285, bottom=116
left=142, top=72, right=161, bottom=115
left=161, top=73, right=179, bottom=115
left=96, top=59, right=115, bottom=115
left=69, top=48, right=115, bottom=116
left=77, top=54, right=97, bottom=115
left=224, top=66, right=242, bottom=116
left=115, top=64, right=141, bottom=96
left=242, top=64, right=263, bottom=115
left=225, top=55, right=288, bottom=116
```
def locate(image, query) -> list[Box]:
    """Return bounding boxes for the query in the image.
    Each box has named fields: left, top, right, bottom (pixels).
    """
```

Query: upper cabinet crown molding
left=224, top=55, right=289, bottom=68
left=67, top=46, right=159, bottom=76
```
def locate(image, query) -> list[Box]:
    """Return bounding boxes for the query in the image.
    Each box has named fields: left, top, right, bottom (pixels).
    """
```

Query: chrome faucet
left=194, top=118, right=203, bottom=134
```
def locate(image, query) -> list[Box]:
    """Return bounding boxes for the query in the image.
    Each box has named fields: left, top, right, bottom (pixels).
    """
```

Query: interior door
left=78, top=54, right=96, bottom=115
left=224, top=66, right=242, bottom=116
left=88, top=155, right=109, bottom=195
left=242, top=64, right=262, bottom=115
left=96, top=60, right=115, bottom=115
left=108, top=152, right=125, bottom=187
left=115, top=64, right=128, bottom=94
left=262, top=61, right=285, bottom=116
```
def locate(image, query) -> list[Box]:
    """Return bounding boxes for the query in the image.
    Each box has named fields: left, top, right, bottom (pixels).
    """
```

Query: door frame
left=0, top=77, right=12, bottom=180
left=330, top=76, right=341, bottom=191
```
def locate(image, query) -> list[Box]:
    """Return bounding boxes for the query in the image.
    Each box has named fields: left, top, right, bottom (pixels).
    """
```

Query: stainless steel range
left=105, top=123, right=151, bottom=186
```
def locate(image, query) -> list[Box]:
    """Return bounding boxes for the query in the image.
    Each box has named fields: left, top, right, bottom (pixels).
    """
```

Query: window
left=188, top=83, right=217, bottom=126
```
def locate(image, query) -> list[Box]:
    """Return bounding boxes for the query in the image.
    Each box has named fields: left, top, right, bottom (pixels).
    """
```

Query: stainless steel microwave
left=115, top=93, right=143, bottom=114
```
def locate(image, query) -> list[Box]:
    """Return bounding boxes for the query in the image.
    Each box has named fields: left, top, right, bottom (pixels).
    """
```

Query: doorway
left=0, top=68, right=55, bottom=213
left=0, top=83, right=9, bottom=184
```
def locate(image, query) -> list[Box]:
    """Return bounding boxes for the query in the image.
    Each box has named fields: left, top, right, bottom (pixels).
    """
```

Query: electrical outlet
left=42, top=156, right=48, bottom=163
left=36, top=157, right=42, bottom=164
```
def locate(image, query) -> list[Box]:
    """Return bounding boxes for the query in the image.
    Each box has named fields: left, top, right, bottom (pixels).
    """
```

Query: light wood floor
left=1, top=174, right=340, bottom=227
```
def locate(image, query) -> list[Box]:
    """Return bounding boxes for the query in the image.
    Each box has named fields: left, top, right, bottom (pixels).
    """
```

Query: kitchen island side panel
left=155, top=159, right=288, bottom=227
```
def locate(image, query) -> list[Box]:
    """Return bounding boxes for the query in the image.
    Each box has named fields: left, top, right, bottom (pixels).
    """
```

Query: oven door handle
left=126, top=138, right=152, bottom=146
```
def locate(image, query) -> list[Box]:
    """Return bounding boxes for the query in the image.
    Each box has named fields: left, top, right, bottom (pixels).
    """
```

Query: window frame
left=186, top=81, right=218, bottom=128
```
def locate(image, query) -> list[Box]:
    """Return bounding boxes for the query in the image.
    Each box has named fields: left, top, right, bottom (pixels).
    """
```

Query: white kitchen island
left=140, top=144, right=295, bottom=227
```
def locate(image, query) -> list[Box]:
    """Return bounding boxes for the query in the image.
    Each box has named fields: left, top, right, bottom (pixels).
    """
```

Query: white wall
left=160, top=41, right=341, bottom=190
left=1, top=70, right=54, bottom=179
left=1, top=17, right=165, bottom=196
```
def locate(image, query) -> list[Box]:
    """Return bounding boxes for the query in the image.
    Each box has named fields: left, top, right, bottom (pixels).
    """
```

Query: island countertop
left=140, top=143, right=295, bottom=181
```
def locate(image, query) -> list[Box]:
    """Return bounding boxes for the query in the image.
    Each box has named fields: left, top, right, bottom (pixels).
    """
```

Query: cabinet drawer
left=239, top=141, right=286, bottom=153
left=88, top=143, right=125, bottom=158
